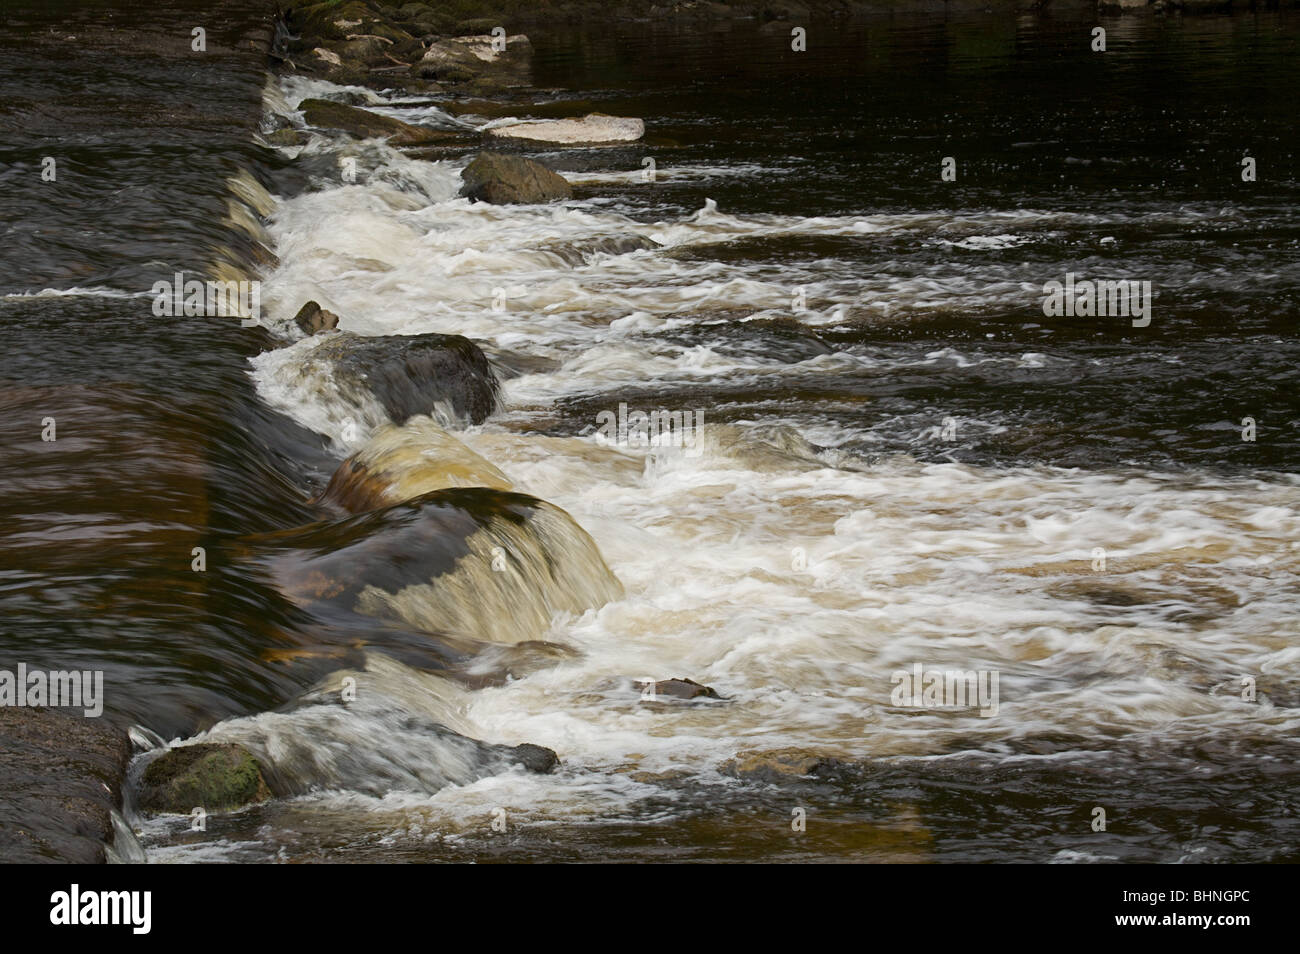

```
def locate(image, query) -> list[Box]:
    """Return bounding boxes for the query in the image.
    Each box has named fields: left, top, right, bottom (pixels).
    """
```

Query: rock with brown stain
left=319, top=415, right=512, bottom=512
left=459, top=151, right=572, bottom=205
left=292, top=300, right=340, bottom=336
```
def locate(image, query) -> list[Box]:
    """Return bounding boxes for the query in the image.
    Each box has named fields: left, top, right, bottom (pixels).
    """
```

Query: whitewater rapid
left=136, top=75, right=1300, bottom=861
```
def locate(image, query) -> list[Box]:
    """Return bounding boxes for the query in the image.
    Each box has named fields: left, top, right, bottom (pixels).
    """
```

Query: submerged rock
left=484, top=114, right=645, bottom=146
left=183, top=671, right=560, bottom=799
left=298, top=97, right=456, bottom=145
left=265, top=127, right=308, bottom=147
left=722, top=748, right=849, bottom=782
left=308, top=330, right=501, bottom=427
left=293, top=300, right=340, bottom=336
left=137, top=743, right=271, bottom=816
left=537, top=234, right=661, bottom=266
left=254, top=487, right=623, bottom=646
left=459, top=151, right=572, bottom=205
left=320, top=415, right=512, bottom=512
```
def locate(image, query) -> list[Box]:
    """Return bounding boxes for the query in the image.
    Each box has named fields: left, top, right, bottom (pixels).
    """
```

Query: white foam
left=216, top=76, right=1300, bottom=856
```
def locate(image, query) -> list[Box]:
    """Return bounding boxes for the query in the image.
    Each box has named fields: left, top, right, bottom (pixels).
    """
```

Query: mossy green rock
left=138, top=743, right=271, bottom=815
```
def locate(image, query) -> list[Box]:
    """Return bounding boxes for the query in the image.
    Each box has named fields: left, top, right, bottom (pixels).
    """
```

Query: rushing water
left=3, top=2, right=1299, bottom=862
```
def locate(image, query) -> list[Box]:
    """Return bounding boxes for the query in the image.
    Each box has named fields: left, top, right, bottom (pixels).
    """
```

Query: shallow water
left=3, top=3, right=1299, bottom=862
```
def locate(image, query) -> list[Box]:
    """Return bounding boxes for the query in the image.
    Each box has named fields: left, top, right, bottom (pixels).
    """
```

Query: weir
left=4, top=0, right=1299, bottom=866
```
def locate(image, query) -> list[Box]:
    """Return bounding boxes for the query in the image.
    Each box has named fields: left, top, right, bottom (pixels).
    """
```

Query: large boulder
left=459, top=152, right=572, bottom=204
left=320, top=415, right=513, bottom=512
left=136, top=743, right=271, bottom=816
left=309, top=331, right=501, bottom=427
left=484, top=114, right=645, bottom=146
left=252, top=488, right=623, bottom=646
left=298, top=98, right=459, bottom=146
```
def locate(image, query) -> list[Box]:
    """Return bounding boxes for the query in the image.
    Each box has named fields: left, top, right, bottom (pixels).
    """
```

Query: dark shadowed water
left=2, top=1, right=1298, bottom=862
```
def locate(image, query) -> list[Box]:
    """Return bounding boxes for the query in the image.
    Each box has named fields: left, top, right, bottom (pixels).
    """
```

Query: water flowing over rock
left=536, top=234, right=662, bottom=266
left=298, top=97, right=459, bottom=145
left=320, top=415, right=513, bottom=513
left=459, top=151, right=573, bottom=205
left=484, top=114, right=645, bottom=146
left=307, top=331, right=501, bottom=428
left=167, top=660, right=559, bottom=800
left=255, top=488, right=623, bottom=646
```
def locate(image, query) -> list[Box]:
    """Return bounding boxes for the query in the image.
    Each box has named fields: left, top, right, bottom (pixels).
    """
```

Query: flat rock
left=484, top=113, right=644, bottom=146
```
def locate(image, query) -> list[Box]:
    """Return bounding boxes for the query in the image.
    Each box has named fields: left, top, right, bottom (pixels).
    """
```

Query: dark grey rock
left=0, top=707, right=131, bottom=863
left=311, top=330, right=501, bottom=426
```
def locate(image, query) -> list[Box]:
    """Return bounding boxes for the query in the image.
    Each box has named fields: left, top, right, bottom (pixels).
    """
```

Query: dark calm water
left=2, top=1, right=1298, bottom=862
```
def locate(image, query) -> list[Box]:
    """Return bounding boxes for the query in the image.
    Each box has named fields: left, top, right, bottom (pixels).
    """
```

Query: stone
left=640, top=677, right=722, bottom=700
left=309, top=331, right=501, bottom=426
left=415, top=34, right=532, bottom=86
left=722, top=748, right=848, bottom=781
left=136, top=743, right=271, bottom=815
left=319, top=415, right=513, bottom=512
left=298, top=97, right=456, bottom=146
left=397, top=2, right=436, bottom=20
left=459, top=151, right=572, bottom=204
left=292, top=300, right=340, bottom=335
left=255, top=488, right=624, bottom=647
left=265, top=127, right=307, bottom=147
left=503, top=742, right=559, bottom=774
left=484, top=114, right=644, bottom=146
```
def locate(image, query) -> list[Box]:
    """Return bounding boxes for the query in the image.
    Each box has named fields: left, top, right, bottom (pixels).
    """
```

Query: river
left=2, top=0, right=1298, bottom=862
